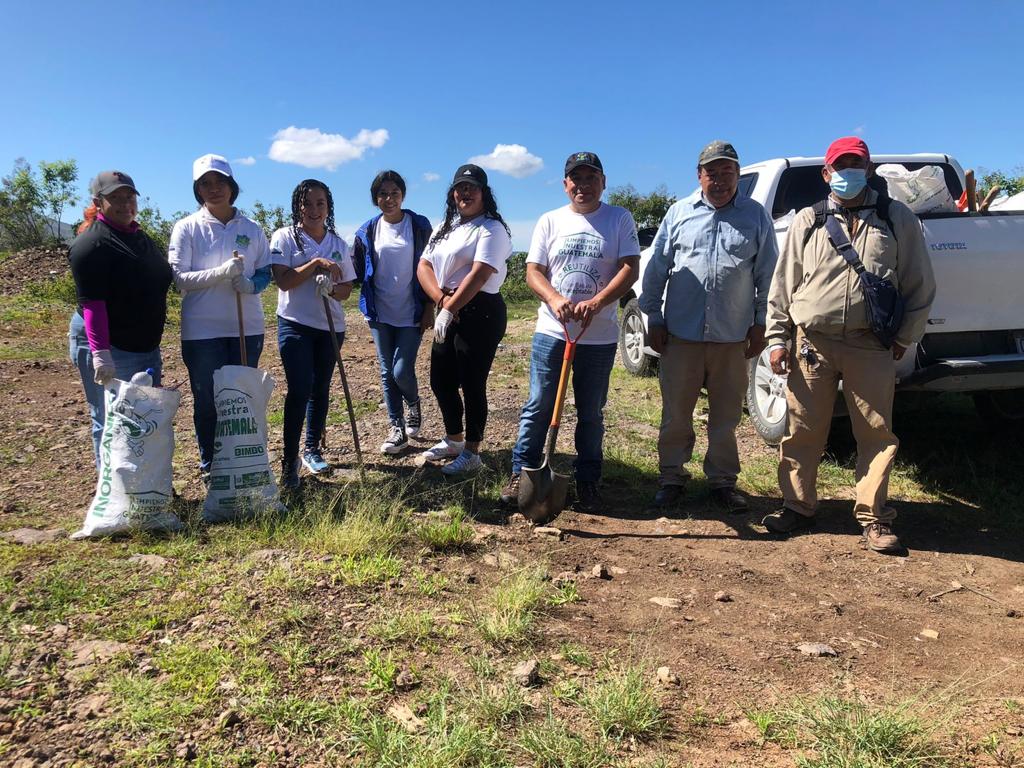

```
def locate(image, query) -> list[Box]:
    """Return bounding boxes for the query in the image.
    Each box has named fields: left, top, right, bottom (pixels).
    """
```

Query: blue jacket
left=352, top=210, right=432, bottom=323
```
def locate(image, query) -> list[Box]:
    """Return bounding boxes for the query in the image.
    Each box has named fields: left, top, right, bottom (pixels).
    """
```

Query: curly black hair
left=290, top=179, right=336, bottom=249
left=429, top=182, right=511, bottom=247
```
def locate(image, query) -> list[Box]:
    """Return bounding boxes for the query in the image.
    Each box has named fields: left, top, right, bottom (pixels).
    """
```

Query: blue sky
left=4, top=0, right=1022, bottom=248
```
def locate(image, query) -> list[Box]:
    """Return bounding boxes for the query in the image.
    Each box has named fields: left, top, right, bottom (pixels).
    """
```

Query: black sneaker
left=575, top=481, right=602, bottom=514
left=406, top=400, right=422, bottom=438
left=761, top=507, right=815, bottom=535
left=654, top=484, right=684, bottom=507
left=500, top=473, right=521, bottom=506
left=380, top=423, right=408, bottom=454
left=281, top=458, right=301, bottom=491
left=709, top=487, right=748, bottom=513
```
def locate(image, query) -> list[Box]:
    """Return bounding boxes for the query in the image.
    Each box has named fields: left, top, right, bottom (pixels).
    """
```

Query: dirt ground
left=1, top=259, right=1023, bottom=766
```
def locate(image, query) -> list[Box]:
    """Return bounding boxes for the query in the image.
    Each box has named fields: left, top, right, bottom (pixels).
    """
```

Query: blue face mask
left=829, top=167, right=868, bottom=199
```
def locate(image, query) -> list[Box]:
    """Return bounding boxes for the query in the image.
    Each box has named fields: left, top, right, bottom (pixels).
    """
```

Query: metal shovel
left=518, top=322, right=588, bottom=524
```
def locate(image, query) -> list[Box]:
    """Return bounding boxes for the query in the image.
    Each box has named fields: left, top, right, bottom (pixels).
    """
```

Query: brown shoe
left=709, top=487, right=748, bottom=513
left=863, top=522, right=902, bottom=554
left=499, top=473, right=521, bottom=506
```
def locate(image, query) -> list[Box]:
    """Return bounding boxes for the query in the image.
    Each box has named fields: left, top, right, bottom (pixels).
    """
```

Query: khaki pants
left=778, top=328, right=898, bottom=525
left=658, top=337, right=747, bottom=489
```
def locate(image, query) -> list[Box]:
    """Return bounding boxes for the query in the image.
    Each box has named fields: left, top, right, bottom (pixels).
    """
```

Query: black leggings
left=430, top=291, right=507, bottom=443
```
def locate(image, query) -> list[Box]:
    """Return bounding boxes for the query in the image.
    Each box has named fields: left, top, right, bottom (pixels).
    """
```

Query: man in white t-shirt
left=501, top=152, right=640, bottom=514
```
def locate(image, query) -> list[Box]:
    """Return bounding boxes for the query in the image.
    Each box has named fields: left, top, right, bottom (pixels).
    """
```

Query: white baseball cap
left=192, top=153, right=233, bottom=181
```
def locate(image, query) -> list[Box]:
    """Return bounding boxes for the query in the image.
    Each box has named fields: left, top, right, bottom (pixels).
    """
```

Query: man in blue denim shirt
left=639, top=140, right=777, bottom=509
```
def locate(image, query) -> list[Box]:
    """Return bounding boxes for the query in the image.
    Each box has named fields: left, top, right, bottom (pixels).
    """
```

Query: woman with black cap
left=168, top=154, right=273, bottom=478
left=68, top=170, right=173, bottom=468
left=416, top=164, right=512, bottom=475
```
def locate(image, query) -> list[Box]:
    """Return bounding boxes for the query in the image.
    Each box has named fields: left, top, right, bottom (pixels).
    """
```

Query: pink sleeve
left=81, top=300, right=111, bottom=352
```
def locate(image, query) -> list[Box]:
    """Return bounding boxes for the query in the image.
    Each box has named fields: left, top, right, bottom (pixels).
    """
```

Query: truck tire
left=618, top=298, right=657, bottom=376
left=746, top=349, right=788, bottom=445
left=973, top=390, right=1024, bottom=430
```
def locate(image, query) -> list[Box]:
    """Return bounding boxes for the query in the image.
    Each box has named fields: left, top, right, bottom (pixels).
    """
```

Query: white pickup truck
left=617, top=153, right=1024, bottom=443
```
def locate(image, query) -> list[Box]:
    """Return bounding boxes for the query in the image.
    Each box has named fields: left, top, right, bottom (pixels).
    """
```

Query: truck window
left=738, top=173, right=758, bottom=199
left=772, top=162, right=964, bottom=219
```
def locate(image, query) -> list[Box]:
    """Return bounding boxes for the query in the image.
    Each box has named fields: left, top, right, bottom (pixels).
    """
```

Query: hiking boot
left=441, top=449, right=482, bottom=476
left=500, top=473, right=521, bottom=505
left=709, top=487, right=748, bottom=513
left=301, top=449, right=330, bottom=475
left=422, top=437, right=465, bottom=462
left=280, top=458, right=301, bottom=490
left=761, top=507, right=815, bottom=534
left=575, top=481, right=602, bottom=514
left=863, top=522, right=902, bottom=554
left=405, top=400, right=422, bottom=438
left=653, top=484, right=684, bottom=507
left=380, top=423, right=409, bottom=455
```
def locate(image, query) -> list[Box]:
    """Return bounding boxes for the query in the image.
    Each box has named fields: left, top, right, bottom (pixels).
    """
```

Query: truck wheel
left=973, top=390, right=1024, bottom=430
left=746, top=349, right=788, bottom=445
left=618, top=298, right=656, bottom=376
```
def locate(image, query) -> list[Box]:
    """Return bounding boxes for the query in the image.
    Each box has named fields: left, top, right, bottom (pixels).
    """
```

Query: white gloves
left=434, top=308, right=455, bottom=343
left=92, top=349, right=115, bottom=386
left=315, top=273, right=333, bottom=299
left=232, top=273, right=256, bottom=293
left=216, top=255, right=244, bottom=280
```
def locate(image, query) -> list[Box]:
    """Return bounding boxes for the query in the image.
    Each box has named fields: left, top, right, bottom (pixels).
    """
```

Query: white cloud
left=853, top=125, right=866, bottom=135
left=423, top=172, right=440, bottom=182
left=232, top=156, right=256, bottom=166
left=268, top=126, right=389, bottom=171
left=468, top=144, right=544, bottom=179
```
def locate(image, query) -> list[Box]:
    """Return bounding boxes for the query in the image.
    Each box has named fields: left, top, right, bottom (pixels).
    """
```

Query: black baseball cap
left=450, top=164, right=488, bottom=189
left=564, top=151, right=603, bottom=176
left=89, top=170, right=139, bottom=197
left=697, top=140, right=739, bottom=166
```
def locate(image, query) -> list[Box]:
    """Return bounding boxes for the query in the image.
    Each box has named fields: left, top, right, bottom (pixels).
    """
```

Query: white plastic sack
left=203, top=365, right=280, bottom=523
left=72, top=377, right=182, bottom=539
left=875, top=164, right=957, bottom=214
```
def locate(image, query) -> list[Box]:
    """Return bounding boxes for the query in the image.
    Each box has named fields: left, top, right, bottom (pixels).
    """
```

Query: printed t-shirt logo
left=553, top=232, right=607, bottom=302
left=330, top=251, right=342, bottom=261
left=235, top=234, right=250, bottom=249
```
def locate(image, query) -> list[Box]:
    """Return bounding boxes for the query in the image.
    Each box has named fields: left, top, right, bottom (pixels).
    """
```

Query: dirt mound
left=0, top=246, right=70, bottom=295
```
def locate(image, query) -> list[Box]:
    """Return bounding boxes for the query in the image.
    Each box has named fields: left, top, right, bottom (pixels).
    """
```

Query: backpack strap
left=802, top=200, right=831, bottom=246
left=822, top=214, right=866, bottom=274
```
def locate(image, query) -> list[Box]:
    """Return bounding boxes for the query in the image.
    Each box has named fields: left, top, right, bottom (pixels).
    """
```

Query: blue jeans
left=368, top=321, right=422, bottom=426
left=277, top=316, right=344, bottom=462
left=69, top=312, right=163, bottom=468
left=181, top=333, right=264, bottom=472
left=511, top=333, right=616, bottom=483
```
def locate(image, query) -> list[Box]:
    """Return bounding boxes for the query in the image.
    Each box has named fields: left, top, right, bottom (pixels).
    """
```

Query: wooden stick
left=322, top=294, right=365, bottom=482
left=233, top=250, right=247, bottom=367
left=965, top=169, right=978, bottom=212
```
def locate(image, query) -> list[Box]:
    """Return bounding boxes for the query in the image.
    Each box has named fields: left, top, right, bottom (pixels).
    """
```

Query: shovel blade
left=518, top=461, right=570, bottom=525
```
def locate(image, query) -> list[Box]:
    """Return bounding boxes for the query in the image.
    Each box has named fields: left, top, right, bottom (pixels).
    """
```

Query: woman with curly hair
left=352, top=170, right=433, bottom=455
left=416, top=164, right=512, bottom=475
left=169, top=154, right=273, bottom=478
left=270, top=179, right=355, bottom=489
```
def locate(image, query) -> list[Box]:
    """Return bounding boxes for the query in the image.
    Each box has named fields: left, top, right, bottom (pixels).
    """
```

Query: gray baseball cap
left=89, top=170, right=139, bottom=197
left=698, top=140, right=739, bottom=166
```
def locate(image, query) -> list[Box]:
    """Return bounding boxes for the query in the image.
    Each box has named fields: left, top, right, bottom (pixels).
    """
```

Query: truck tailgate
left=922, top=213, right=1024, bottom=334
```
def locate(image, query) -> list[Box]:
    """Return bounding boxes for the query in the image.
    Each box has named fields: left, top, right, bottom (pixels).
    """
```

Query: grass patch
left=369, top=609, right=450, bottom=645
left=463, top=681, right=528, bottom=726
left=416, top=506, right=475, bottom=552
left=362, top=647, right=399, bottom=693
left=517, top=711, right=614, bottom=768
left=475, top=566, right=550, bottom=646
left=747, top=695, right=957, bottom=767
left=579, top=665, right=666, bottom=740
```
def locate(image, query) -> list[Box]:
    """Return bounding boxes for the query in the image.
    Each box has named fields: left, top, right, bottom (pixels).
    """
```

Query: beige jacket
left=765, top=188, right=936, bottom=349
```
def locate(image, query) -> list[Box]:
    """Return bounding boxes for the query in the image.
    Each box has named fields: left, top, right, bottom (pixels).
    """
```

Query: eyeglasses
left=377, top=190, right=403, bottom=200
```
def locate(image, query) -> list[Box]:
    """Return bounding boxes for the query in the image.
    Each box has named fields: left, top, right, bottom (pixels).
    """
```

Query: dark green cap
left=698, top=140, right=739, bottom=166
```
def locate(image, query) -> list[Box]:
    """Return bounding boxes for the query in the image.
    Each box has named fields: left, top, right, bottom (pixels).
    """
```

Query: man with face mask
left=763, top=136, right=936, bottom=553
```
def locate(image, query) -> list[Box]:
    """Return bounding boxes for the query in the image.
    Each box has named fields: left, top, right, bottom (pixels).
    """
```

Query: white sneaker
left=421, top=438, right=465, bottom=462
left=380, top=423, right=408, bottom=455
left=441, top=449, right=482, bottom=476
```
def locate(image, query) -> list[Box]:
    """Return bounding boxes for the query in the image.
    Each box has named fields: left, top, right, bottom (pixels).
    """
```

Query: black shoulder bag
left=822, top=213, right=905, bottom=349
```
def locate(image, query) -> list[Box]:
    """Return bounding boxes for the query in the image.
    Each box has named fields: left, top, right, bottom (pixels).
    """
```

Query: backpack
left=802, top=180, right=897, bottom=247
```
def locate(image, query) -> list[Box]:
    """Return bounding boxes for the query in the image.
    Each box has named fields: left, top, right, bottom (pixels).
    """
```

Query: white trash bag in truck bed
left=72, top=373, right=182, bottom=539
left=876, top=163, right=957, bottom=214
left=203, top=365, right=281, bottom=523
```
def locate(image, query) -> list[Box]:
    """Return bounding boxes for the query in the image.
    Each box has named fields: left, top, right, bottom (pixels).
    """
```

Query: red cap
left=825, top=136, right=870, bottom=167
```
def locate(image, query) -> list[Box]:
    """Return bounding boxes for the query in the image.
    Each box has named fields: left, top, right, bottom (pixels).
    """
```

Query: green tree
left=38, top=159, right=79, bottom=241
left=979, top=167, right=1024, bottom=200
left=248, top=200, right=287, bottom=238
left=0, top=158, right=46, bottom=250
left=607, top=184, right=676, bottom=230
left=137, top=201, right=189, bottom=253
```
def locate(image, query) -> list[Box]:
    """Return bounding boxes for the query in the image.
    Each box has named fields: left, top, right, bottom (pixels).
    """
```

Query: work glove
left=215, top=255, right=244, bottom=280
left=315, top=273, right=333, bottom=299
left=92, top=349, right=115, bottom=386
left=433, top=308, right=454, bottom=343
left=232, top=273, right=256, bottom=293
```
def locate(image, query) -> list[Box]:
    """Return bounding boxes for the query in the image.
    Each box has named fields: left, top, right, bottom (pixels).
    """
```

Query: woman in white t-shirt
left=352, top=171, right=433, bottom=456
left=270, top=179, right=354, bottom=489
left=169, top=154, right=273, bottom=477
left=416, top=164, right=512, bottom=475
